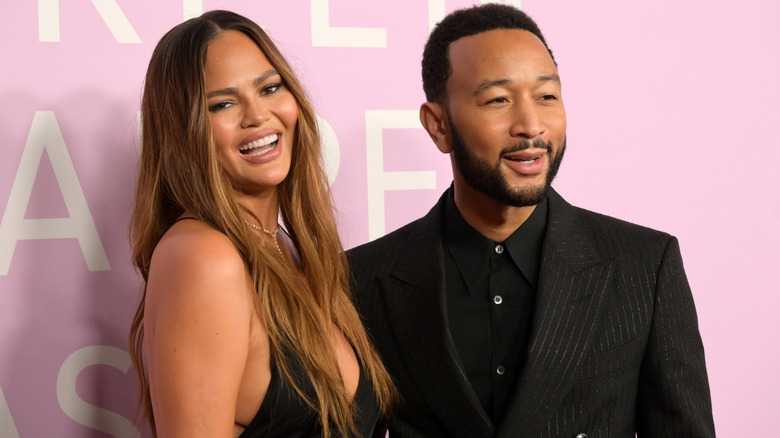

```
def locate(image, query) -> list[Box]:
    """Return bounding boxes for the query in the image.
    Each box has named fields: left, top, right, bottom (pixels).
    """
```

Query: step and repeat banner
left=1, top=0, right=778, bottom=436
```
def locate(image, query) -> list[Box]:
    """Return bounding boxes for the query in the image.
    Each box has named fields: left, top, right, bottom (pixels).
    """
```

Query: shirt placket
left=489, top=241, right=508, bottom=412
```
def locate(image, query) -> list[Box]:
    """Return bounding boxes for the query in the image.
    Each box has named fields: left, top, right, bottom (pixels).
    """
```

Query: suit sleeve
left=636, top=236, right=715, bottom=437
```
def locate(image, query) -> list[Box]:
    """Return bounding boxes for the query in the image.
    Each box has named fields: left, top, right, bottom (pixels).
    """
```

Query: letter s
left=57, top=346, right=141, bottom=438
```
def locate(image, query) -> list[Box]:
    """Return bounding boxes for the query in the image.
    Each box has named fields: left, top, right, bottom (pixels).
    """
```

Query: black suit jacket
left=349, top=188, right=714, bottom=438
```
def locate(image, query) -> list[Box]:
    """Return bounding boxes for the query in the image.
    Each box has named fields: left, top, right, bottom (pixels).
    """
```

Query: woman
left=128, top=10, right=394, bottom=437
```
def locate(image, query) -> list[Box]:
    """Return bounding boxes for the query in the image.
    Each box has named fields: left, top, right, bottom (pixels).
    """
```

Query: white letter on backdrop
left=428, top=0, right=522, bottom=31
left=0, top=111, right=110, bottom=276
left=38, top=0, right=141, bottom=43
left=0, top=387, right=20, bottom=438
left=311, top=0, right=387, bottom=47
left=317, top=115, right=340, bottom=185
left=37, top=0, right=60, bottom=42
left=57, top=346, right=141, bottom=438
left=183, top=0, right=202, bottom=21
left=428, top=0, right=445, bottom=31
left=365, top=110, right=436, bottom=240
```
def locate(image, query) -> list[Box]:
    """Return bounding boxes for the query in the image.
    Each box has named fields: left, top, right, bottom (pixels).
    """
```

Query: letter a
left=0, top=111, right=110, bottom=276
left=0, top=386, right=20, bottom=438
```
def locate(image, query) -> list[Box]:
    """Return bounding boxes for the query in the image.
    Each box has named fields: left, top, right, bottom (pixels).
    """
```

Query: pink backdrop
left=1, top=0, right=778, bottom=436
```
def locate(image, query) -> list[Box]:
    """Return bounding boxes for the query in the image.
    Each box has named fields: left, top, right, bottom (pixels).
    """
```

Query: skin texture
left=143, top=30, right=360, bottom=438
left=419, top=29, right=567, bottom=241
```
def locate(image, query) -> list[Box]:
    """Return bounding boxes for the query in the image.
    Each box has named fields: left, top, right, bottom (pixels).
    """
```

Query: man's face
left=444, top=29, right=567, bottom=207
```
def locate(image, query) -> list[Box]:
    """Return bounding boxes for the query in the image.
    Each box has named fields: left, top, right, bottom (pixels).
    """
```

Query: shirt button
left=493, top=295, right=503, bottom=305
left=495, top=244, right=504, bottom=254
left=496, top=365, right=505, bottom=375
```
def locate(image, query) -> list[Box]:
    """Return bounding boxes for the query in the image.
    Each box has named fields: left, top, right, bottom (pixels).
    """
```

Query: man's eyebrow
left=537, top=73, right=561, bottom=84
left=206, top=70, right=280, bottom=98
left=474, top=78, right=511, bottom=96
left=473, top=73, right=561, bottom=95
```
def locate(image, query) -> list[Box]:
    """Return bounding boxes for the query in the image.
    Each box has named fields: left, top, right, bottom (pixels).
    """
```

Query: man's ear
left=419, top=102, right=452, bottom=154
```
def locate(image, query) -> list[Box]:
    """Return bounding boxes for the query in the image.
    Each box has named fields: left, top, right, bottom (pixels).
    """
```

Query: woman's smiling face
left=204, top=30, right=298, bottom=197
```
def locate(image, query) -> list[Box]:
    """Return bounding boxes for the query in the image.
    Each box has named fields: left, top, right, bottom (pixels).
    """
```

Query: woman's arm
left=144, top=224, right=257, bottom=437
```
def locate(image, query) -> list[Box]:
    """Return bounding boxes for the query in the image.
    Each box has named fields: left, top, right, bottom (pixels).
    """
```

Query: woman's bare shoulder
left=153, top=220, right=243, bottom=269
left=146, top=220, right=253, bottom=324
left=143, top=220, right=262, bottom=437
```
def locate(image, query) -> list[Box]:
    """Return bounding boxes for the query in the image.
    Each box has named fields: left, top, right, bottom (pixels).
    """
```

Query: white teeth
left=245, top=146, right=275, bottom=157
left=240, top=133, right=278, bottom=151
left=506, top=154, right=542, bottom=164
left=511, top=156, right=540, bottom=164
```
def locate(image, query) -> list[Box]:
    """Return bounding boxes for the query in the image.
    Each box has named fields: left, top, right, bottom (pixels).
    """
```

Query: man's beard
left=449, top=114, right=566, bottom=208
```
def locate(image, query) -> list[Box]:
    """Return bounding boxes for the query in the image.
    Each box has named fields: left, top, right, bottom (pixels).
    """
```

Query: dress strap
left=173, top=216, right=198, bottom=224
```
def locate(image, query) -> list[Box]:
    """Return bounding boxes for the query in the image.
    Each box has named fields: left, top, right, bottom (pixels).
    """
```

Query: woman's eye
left=208, top=101, right=232, bottom=112
left=262, top=83, right=282, bottom=95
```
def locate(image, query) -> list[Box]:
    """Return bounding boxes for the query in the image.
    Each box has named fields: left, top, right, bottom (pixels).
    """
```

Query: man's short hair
left=422, top=4, right=555, bottom=103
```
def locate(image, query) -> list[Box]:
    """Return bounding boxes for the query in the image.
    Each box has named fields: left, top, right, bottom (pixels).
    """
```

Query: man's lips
left=502, top=149, right=547, bottom=164
left=502, top=149, right=547, bottom=175
left=239, top=133, right=278, bottom=157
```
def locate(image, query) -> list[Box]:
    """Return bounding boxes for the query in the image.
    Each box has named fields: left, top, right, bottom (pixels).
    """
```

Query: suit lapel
left=379, top=194, right=494, bottom=438
left=497, top=189, right=615, bottom=436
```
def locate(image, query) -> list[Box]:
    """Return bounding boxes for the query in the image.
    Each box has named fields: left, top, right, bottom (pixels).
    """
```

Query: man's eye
left=487, top=97, right=508, bottom=104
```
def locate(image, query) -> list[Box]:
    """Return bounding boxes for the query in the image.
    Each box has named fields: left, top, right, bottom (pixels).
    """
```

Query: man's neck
left=452, top=182, right=537, bottom=242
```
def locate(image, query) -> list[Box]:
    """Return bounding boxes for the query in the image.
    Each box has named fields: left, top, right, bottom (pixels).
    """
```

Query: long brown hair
left=129, top=10, right=394, bottom=436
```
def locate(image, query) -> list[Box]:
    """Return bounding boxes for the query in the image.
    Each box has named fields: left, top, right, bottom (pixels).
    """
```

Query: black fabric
left=239, top=352, right=380, bottom=438
left=347, top=187, right=714, bottom=438
left=443, top=189, right=546, bottom=422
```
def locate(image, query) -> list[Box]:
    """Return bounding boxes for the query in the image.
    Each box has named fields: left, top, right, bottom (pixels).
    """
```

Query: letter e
left=310, top=0, right=387, bottom=47
left=365, top=110, right=436, bottom=239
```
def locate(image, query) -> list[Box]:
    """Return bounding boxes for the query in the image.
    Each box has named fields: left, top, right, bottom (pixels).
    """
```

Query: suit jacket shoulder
left=348, top=199, right=444, bottom=284
left=544, top=189, right=677, bottom=270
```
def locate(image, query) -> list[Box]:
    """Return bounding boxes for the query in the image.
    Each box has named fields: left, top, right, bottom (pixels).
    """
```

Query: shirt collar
left=443, top=188, right=548, bottom=293
left=504, top=196, right=547, bottom=287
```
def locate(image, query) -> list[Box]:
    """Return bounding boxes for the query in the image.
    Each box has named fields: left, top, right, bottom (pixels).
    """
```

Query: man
left=348, top=4, right=715, bottom=438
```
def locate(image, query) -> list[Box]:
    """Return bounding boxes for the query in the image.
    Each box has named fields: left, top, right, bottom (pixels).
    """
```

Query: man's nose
left=509, top=99, right=544, bottom=139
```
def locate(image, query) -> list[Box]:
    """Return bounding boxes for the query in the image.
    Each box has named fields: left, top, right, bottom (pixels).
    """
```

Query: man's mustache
left=501, top=137, right=552, bottom=155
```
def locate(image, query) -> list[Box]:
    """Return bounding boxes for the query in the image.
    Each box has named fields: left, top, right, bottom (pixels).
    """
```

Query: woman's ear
left=419, top=102, right=452, bottom=154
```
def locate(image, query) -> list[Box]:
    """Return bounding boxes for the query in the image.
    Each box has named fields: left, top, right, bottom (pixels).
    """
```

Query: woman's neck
left=238, top=188, right=280, bottom=230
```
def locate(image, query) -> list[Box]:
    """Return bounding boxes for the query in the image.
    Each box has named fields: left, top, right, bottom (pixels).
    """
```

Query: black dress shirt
left=443, top=191, right=547, bottom=424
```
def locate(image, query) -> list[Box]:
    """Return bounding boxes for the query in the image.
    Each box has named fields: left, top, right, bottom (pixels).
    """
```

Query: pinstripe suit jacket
left=348, top=188, right=714, bottom=438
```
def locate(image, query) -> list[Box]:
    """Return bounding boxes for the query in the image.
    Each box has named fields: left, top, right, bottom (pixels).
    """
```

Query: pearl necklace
left=246, top=221, right=283, bottom=257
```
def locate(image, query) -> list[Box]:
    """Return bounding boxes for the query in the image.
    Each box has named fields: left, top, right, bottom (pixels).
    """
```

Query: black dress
left=238, top=351, right=380, bottom=437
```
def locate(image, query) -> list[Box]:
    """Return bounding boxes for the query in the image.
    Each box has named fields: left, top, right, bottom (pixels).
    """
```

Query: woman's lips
left=239, top=133, right=278, bottom=156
